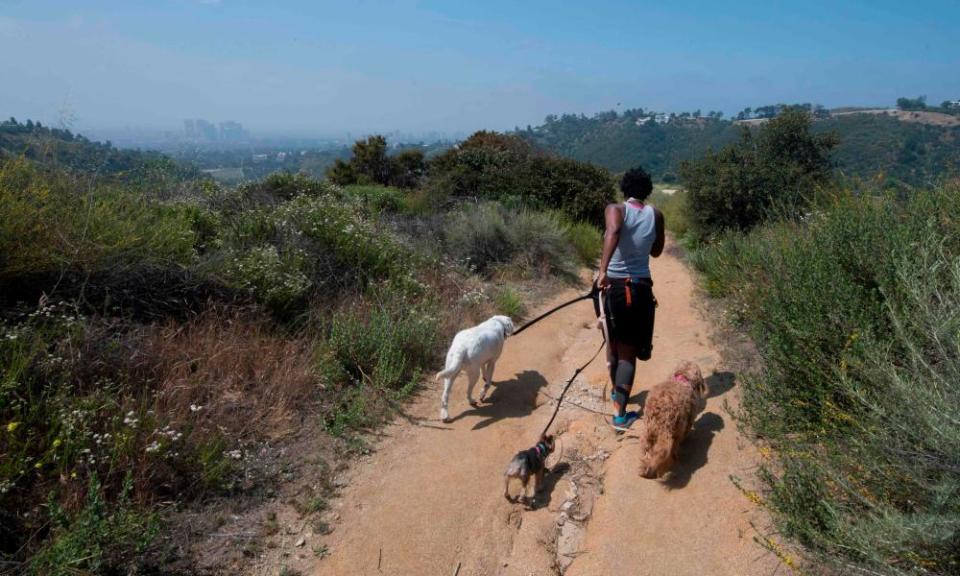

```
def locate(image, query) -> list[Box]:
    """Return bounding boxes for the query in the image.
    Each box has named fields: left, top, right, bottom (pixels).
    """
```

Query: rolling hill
left=520, top=108, right=960, bottom=187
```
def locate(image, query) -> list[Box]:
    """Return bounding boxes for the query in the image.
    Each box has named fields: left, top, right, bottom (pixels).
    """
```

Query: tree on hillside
left=351, top=135, right=391, bottom=184
left=681, top=107, right=837, bottom=239
left=428, top=131, right=615, bottom=224
left=389, top=148, right=426, bottom=189
left=897, top=96, right=927, bottom=111
left=326, top=135, right=425, bottom=188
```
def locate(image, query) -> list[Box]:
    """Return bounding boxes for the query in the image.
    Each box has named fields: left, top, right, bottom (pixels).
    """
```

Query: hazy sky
left=2, top=0, right=958, bottom=136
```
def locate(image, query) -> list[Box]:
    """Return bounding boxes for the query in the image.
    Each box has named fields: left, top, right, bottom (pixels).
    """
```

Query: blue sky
left=1, top=0, right=958, bottom=136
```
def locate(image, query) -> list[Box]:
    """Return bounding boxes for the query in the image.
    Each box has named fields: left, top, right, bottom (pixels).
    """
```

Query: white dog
left=437, top=315, right=515, bottom=422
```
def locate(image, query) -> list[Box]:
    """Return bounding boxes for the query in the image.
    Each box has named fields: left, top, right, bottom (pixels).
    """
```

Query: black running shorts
left=602, top=279, right=656, bottom=360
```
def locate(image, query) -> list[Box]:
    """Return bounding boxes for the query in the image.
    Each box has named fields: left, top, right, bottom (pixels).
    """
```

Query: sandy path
left=313, top=239, right=777, bottom=576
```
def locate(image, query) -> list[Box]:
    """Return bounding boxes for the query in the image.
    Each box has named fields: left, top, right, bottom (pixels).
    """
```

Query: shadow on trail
left=705, top=371, right=736, bottom=399
left=664, top=411, right=725, bottom=490
left=628, top=389, right=649, bottom=413
left=531, top=461, right=571, bottom=510
left=446, top=370, right=548, bottom=430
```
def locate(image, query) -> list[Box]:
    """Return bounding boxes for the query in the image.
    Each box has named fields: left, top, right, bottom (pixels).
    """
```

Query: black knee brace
left=613, top=385, right=630, bottom=410
left=612, top=359, right=635, bottom=414
left=615, top=358, right=635, bottom=391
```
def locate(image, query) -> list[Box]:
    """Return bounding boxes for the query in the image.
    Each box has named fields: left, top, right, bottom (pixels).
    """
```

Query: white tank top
left=606, top=201, right=656, bottom=279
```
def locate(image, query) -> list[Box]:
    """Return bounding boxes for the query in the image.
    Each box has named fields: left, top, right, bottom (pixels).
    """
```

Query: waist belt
left=606, top=277, right=652, bottom=306
left=606, top=277, right=652, bottom=286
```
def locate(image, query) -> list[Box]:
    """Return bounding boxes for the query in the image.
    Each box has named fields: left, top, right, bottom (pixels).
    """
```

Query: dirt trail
left=312, top=239, right=777, bottom=576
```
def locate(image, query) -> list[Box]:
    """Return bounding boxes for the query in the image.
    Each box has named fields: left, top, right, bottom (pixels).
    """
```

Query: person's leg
left=612, top=341, right=637, bottom=417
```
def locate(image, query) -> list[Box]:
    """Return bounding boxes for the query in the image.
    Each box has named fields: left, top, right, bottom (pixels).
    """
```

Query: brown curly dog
left=638, top=361, right=707, bottom=479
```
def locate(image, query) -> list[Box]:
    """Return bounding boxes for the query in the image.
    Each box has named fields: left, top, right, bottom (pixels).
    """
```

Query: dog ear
left=693, top=365, right=706, bottom=396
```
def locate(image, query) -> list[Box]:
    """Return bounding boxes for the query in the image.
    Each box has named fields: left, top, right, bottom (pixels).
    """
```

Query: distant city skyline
left=2, top=1, right=958, bottom=136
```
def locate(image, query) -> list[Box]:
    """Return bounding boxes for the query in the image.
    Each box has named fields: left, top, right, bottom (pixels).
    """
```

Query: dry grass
left=136, top=309, right=318, bottom=441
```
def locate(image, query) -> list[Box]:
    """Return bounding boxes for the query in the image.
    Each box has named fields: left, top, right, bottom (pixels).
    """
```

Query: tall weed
left=318, top=292, right=439, bottom=435
left=0, top=157, right=197, bottom=282
left=693, top=184, right=960, bottom=574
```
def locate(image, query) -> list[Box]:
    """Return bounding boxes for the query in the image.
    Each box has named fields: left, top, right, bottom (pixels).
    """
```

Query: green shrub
left=278, top=194, right=421, bottom=290
left=325, top=300, right=437, bottom=392
left=325, top=136, right=425, bottom=189
left=29, top=474, right=158, bottom=576
left=508, top=210, right=576, bottom=277
left=205, top=189, right=425, bottom=316
left=563, top=220, right=601, bottom=266
left=319, top=295, right=439, bottom=435
left=443, top=203, right=578, bottom=277
left=0, top=157, right=197, bottom=283
left=220, top=244, right=311, bottom=312
left=443, top=203, right=512, bottom=274
left=241, top=171, right=335, bottom=201
left=492, top=286, right=526, bottom=319
left=681, top=108, right=836, bottom=240
left=428, top=131, right=616, bottom=225
left=648, top=188, right=690, bottom=239
left=692, top=184, right=960, bottom=574
left=342, top=184, right=405, bottom=213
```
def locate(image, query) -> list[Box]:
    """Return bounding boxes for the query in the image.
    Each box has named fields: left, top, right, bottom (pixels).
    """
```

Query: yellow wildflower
left=744, top=490, right=763, bottom=505
left=52, top=438, right=62, bottom=448
left=6, top=422, right=19, bottom=433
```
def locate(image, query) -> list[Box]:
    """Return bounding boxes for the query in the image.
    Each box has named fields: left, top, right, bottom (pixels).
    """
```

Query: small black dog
left=503, top=434, right=555, bottom=505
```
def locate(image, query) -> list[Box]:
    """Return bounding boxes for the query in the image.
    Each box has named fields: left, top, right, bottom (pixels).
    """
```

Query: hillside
left=520, top=112, right=739, bottom=181
left=0, top=131, right=614, bottom=574
left=521, top=109, right=960, bottom=186
left=0, top=118, right=200, bottom=187
left=820, top=113, right=960, bottom=185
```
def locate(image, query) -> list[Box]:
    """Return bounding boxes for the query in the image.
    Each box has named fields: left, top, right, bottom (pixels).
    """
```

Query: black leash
left=512, top=284, right=599, bottom=336
left=538, top=335, right=606, bottom=439
left=508, top=282, right=608, bottom=439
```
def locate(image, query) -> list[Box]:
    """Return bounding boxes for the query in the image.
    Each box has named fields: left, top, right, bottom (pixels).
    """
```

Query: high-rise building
left=219, top=121, right=246, bottom=142
left=195, top=119, right=218, bottom=141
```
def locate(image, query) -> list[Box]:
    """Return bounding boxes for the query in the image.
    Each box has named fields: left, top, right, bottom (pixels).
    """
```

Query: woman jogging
left=597, top=167, right=665, bottom=429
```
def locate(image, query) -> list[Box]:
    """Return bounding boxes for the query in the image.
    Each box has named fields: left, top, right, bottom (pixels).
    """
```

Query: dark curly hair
left=620, top=167, right=653, bottom=201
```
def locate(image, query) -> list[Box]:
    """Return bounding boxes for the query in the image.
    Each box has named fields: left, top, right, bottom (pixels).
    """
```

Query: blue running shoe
left=611, top=411, right=639, bottom=431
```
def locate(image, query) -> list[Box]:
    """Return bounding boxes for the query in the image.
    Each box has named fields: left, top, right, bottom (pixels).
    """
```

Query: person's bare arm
left=650, top=207, right=666, bottom=257
left=597, top=204, right=623, bottom=287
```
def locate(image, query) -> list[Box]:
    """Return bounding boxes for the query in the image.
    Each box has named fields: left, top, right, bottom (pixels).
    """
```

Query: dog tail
left=640, top=433, right=675, bottom=479
left=504, top=455, right=524, bottom=477
left=435, top=364, right=458, bottom=382
left=435, top=352, right=464, bottom=382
